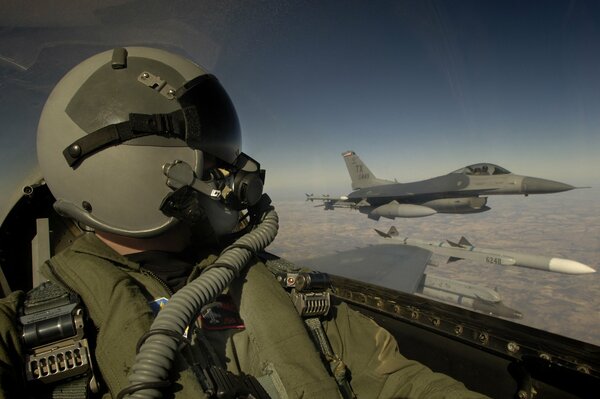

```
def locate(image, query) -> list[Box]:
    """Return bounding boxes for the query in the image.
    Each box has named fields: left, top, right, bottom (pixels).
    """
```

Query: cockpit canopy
left=451, top=163, right=511, bottom=176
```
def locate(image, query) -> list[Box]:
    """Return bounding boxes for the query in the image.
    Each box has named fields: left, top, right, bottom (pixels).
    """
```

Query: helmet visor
left=177, top=74, right=241, bottom=165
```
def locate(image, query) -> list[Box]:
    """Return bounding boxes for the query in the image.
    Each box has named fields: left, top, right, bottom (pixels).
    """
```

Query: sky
left=221, top=0, right=600, bottom=197
left=0, top=0, right=598, bottom=339
left=1, top=0, right=599, bottom=204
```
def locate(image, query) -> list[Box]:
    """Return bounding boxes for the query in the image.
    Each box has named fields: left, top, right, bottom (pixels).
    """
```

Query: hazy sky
left=1, top=0, right=599, bottom=203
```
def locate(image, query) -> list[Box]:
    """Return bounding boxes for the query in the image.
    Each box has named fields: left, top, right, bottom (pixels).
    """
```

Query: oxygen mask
left=161, top=152, right=265, bottom=233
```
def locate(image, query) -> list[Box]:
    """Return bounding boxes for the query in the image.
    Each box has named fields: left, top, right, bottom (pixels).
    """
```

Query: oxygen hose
left=119, top=207, right=279, bottom=399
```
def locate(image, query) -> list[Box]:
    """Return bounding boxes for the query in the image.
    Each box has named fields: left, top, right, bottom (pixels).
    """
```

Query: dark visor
left=62, top=74, right=241, bottom=167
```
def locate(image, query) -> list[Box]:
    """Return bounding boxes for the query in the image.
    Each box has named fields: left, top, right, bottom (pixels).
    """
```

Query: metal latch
left=23, top=307, right=99, bottom=392
left=282, top=272, right=332, bottom=318
left=138, top=71, right=176, bottom=99
left=292, top=290, right=331, bottom=317
left=20, top=287, right=99, bottom=394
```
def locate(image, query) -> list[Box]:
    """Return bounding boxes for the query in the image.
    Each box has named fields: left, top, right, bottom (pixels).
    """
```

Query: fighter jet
left=306, top=151, right=578, bottom=219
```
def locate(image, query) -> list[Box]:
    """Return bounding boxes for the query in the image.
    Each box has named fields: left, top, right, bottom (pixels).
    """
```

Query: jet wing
left=295, top=244, right=432, bottom=293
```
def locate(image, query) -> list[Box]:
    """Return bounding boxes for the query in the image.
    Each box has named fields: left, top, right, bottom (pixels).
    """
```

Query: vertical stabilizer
left=342, top=151, right=395, bottom=190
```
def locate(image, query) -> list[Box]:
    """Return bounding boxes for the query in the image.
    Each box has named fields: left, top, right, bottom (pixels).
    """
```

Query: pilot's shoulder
left=0, top=290, right=25, bottom=320
left=0, top=290, right=26, bottom=358
left=257, top=251, right=305, bottom=274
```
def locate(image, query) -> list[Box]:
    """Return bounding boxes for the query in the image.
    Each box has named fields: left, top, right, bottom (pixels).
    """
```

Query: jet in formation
left=306, top=151, right=579, bottom=219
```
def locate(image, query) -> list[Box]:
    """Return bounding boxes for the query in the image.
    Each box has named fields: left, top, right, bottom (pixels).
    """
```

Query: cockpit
left=451, top=163, right=511, bottom=176
left=0, top=3, right=597, bottom=398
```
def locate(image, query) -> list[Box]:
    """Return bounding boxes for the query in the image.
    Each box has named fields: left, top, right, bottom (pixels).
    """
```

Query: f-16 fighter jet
left=307, top=151, right=578, bottom=219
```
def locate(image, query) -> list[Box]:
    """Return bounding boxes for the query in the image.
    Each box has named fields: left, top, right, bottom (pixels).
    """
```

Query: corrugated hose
left=117, top=206, right=279, bottom=398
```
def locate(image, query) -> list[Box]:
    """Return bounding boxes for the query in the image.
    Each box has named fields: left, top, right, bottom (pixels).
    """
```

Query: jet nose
left=521, top=177, right=575, bottom=194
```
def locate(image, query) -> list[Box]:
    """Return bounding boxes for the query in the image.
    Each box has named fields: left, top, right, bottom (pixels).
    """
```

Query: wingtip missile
left=378, top=228, right=595, bottom=275
left=548, top=258, right=596, bottom=275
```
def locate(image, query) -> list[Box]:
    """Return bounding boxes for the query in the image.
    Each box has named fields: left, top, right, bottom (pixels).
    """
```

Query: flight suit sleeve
left=323, top=302, right=489, bottom=399
left=0, top=290, right=27, bottom=398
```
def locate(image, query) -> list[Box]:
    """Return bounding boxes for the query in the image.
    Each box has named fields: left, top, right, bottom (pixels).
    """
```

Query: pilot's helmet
left=37, top=47, right=262, bottom=237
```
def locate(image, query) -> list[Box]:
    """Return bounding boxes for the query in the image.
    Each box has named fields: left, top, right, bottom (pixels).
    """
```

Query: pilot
left=0, top=47, right=487, bottom=399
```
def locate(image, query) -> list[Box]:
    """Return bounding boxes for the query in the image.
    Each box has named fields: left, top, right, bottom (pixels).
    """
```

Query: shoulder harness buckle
left=282, top=271, right=332, bottom=317
left=19, top=281, right=99, bottom=394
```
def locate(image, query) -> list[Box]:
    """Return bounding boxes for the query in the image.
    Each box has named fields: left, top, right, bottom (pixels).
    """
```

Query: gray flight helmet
left=37, top=47, right=242, bottom=237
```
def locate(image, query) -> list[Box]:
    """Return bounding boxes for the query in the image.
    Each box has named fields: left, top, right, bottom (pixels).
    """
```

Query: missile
left=421, top=274, right=501, bottom=303
left=416, top=274, right=522, bottom=319
left=418, top=288, right=523, bottom=319
left=375, top=228, right=596, bottom=275
left=472, top=298, right=523, bottom=319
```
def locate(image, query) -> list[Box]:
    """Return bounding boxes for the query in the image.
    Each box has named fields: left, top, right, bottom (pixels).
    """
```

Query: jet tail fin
left=374, top=228, right=391, bottom=238
left=342, top=151, right=395, bottom=190
left=459, top=236, right=473, bottom=247
left=387, top=226, right=399, bottom=237
left=449, top=237, right=473, bottom=248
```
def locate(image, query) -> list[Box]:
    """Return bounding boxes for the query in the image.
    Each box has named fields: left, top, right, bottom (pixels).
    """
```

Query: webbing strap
left=62, top=110, right=185, bottom=167
left=21, top=281, right=93, bottom=399
left=51, top=377, right=89, bottom=399
left=304, top=318, right=356, bottom=399
left=23, top=280, right=71, bottom=314
left=189, top=327, right=272, bottom=398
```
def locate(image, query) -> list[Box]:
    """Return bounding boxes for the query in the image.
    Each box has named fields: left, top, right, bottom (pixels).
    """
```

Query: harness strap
left=262, top=256, right=357, bottom=399
left=20, top=281, right=98, bottom=398
left=304, top=318, right=356, bottom=399
left=190, top=327, right=272, bottom=398
left=51, top=378, right=89, bottom=399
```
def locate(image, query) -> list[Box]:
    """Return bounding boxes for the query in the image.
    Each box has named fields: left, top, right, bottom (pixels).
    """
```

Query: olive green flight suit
left=0, top=233, right=488, bottom=398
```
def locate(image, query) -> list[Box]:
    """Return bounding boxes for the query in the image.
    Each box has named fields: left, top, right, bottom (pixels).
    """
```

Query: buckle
left=20, top=282, right=100, bottom=394
left=292, top=291, right=331, bottom=318
left=22, top=307, right=99, bottom=393
left=280, top=272, right=332, bottom=318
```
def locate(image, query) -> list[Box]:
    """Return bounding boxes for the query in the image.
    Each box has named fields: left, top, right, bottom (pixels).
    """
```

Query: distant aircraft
left=306, top=151, right=578, bottom=219
left=375, top=226, right=596, bottom=275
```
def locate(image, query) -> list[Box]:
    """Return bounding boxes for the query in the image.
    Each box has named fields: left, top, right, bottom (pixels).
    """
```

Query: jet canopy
left=451, top=163, right=511, bottom=176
